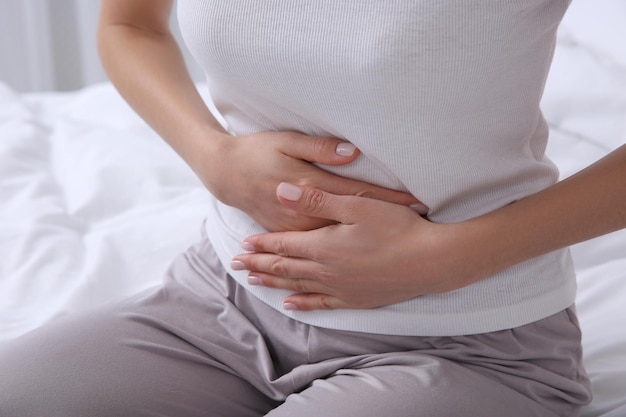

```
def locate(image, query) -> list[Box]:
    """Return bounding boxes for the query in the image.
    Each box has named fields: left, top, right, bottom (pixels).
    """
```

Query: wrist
left=184, top=125, right=229, bottom=167
left=449, top=200, right=554, bottom=288
left=183, top=127, right=232, bottom=194
left=424, top=216, right=510, bottom=292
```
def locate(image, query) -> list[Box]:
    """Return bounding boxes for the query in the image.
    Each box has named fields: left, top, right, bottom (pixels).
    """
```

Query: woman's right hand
left=193, top=129, right=423, bottom=232
left=97, top=1, right=421, bottom=232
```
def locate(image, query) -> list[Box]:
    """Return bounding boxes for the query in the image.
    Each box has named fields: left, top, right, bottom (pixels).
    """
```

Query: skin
left=233, top=144, right=626, bottom=311
left=99, top=0, right=626, bottom=312
left=97, top=0, right=420, bottom=234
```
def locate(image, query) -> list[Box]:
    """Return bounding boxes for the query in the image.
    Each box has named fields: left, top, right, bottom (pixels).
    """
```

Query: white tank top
left=177, top=0, right=576, bottom=336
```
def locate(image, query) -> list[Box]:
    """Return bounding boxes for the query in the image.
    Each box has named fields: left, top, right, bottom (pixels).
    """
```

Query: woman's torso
left=177, top=0, right=576, bottom=336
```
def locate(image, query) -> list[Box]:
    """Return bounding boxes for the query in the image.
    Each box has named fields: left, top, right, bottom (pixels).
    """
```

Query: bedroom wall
left=0, top=0, right=203, bottom=92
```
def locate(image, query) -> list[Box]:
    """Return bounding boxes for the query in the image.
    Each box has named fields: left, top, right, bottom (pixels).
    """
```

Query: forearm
left=228, top=145, right=626, bottom=310
left=97, top=2, right=228, bottom=171
left=459, top=144, right=626, bottom=284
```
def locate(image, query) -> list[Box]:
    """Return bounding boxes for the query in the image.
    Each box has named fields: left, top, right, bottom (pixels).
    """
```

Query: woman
left=3, top=0, right=624, bottom=415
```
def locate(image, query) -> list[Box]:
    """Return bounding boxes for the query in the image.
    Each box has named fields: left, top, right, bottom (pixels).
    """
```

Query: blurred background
left=0, top=0, right=203, bottom=92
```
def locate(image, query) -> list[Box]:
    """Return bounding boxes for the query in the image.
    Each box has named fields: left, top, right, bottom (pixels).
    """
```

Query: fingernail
left=335, top=142, right=356, bottom=157
left=283, top=302, right=298, bottom=311
left=247, top=275, right=262, bottom=285
left=230, top=260, right=247, bottom=271
left=277, top=182, right=302, bottom=201
left=410, top=203, right=429, bottom=215
left=241, top=241, right=255, bottom=252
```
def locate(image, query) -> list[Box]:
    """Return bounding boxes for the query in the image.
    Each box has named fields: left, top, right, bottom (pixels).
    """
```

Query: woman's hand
left=230, top=183, right=468, bottom=311
left=232, top=142, right=626, bottom=311
left=196, top=131, right=425, bottom=232
left=99, top=2, right=422, bottom=233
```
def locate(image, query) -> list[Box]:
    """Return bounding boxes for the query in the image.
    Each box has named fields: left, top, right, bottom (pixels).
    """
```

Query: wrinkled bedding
left=1, top=1, right=625, bottom=415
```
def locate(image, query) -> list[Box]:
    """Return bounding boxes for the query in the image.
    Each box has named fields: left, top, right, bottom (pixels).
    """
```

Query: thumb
left=276, top=182, right=357, bottom=224
left=279, top=134, right=360, bottom=166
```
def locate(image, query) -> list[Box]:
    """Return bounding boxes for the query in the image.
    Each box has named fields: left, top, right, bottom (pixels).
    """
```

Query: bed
left=1, top=1, right=625, bottom=415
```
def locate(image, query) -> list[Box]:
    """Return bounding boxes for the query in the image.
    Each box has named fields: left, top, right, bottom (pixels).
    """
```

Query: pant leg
left=268, top=358, right=557, bottom=417
left=0, top=232, right=592, bottom=417
left=0, top=237, right=282, bottom=417
left=261, top=306, right=591, bottom=417
left=0, top=291, right=279, bottom=417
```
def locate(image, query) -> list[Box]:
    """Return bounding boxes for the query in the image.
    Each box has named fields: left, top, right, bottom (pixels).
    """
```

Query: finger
left=276, top=183, right=371, bottom=224
left=283, top=293, right=348, bottom=311
left=277, top=134, right=360, bottom=166
left=241, top=229, right=324, bottom=260
left=313, top=172, right=427, bottom=212
left=273, top=132, right=427, bottom=212
left=232, top=252, right=321, bottom=281
left=247, top=272, right=330, bottom=295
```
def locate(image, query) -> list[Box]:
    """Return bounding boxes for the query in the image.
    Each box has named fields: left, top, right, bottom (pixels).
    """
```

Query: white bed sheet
left=1, top=1, right=625, bottom=415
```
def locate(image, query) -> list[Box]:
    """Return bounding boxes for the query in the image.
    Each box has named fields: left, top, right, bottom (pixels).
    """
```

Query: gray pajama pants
left=0, top=235, right=592, bottom=417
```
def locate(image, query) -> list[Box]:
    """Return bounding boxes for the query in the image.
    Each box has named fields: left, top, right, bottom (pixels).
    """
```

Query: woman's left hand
left=231, top=183, right=469, bottom=311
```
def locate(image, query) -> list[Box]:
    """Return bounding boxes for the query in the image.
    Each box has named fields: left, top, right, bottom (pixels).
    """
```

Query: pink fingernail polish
left=247, top=275, right=262, bottom=285
left=230, top=260, right=247, bottom=271
left=241, top=241, right=255, bottom=252
left=283, top=302, right=298, bottom=311
left=410, top=203, right=429, bottom=215
left=277, top=182, right=302, bottom=201
left=336, top=142, right=356, bottom=157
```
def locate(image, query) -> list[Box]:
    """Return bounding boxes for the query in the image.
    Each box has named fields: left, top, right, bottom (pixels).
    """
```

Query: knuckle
left=314, top=267, right=333, bottom=284
left=317, top=296, right=335, bottom=310
left=268, top=258, right=288, bottom=277
left=294, top=177, right=312, bottom=187
left=293, top=278, right=308, bottom=293
left=272, top=239, right=290, bottom=257
left=301, top=188, right=327, bottom=215
left=305, top=249, right=323, bottom=264
left=311, top=137, right=332, bottom=161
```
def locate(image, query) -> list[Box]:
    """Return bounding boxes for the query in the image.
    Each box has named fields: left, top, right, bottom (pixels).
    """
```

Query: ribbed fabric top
left=177, top=0, right=576, bottom=336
